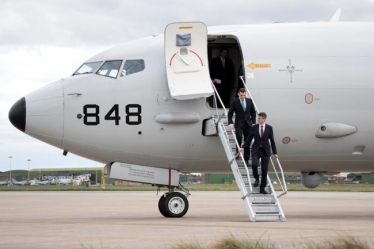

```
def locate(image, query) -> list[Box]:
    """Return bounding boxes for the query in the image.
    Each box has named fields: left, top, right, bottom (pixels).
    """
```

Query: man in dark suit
left=228, top=88, right=256, bottom=164
left=209, top=48, right=235, bottom=108
left=239, top=112, right=278, bottom=194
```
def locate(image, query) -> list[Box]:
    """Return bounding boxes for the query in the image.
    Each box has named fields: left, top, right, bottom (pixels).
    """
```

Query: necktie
left=241, top=100, right=245, bottom=111
left=222, top=58, right=225, bottom=68
left=261, top=125, right=264, bottom=138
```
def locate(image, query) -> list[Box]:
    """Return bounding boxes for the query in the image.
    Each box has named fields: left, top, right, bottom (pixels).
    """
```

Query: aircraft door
left=164, top=22, right=213, bottom=100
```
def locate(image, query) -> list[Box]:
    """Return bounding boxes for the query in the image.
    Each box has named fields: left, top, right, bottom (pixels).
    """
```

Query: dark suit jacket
left=243, top=124, right=277, bottom=157
left=209, top=56, right=235, bottom=86
left=228, top=98, right=256, bottom=128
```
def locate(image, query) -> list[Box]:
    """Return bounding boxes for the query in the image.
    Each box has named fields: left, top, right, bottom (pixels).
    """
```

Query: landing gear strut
left=158, top=184, right=190, bottom=218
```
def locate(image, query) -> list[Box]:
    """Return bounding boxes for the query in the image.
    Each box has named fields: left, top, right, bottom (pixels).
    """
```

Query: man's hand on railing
left=274, top=154, right=279, bottom=159
left=239, top=147, right=244, bottom=153
left=228, top=124, right=234, bottom=131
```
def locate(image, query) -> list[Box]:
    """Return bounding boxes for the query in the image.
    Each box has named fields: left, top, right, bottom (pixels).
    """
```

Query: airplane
left=56, top=178, right=73, bottom=185
left=45, top=178, right=71, bottom=185
left=28, top=179, right=37, bottom=185
left=8, top=17, right=374, bottom=220
left=11, top=178, right=30, bottom=186
left=33, top=178, right=51, bottom=185
left=0, top=179, right=9, bottom=186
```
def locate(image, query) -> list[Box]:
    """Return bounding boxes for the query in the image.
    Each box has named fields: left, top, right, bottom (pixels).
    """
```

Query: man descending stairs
left=239, top=112, right=278, bottom=195
left=227, top=88, right=256, bottom=169
left=216, top=115, right=287, bottom=222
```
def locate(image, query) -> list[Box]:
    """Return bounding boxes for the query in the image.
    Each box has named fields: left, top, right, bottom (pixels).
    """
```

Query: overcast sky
left=1, top=0, right=374, bottom=172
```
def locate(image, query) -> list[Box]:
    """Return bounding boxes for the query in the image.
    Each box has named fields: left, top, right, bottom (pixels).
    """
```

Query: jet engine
left=301, top=172, right=321, bottom=188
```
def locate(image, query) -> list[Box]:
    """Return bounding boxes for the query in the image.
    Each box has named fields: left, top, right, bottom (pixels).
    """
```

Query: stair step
left=246, top=188, right=273, bottom=196
left=252, top=204, right=279, bottom=213
left=242, top=177, right=266, bottom=184
left=248, top=195, right=276, bottom=204
left=240, top=171, right=262, bottom=177
left=237, top=161, right=253, bottom=167
left=255, top=213, right=283, bottom=221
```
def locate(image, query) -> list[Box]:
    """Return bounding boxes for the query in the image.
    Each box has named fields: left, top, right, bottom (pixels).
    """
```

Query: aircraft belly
left=277, top=160, right=374, bottom=173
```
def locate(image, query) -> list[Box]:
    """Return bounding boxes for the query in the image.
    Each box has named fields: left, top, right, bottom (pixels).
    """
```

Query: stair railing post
left=210, top=80, right=227, bottom=121
left=230, top=129, right=253, bottom=194
left=271, top=157, right=288, bottom=198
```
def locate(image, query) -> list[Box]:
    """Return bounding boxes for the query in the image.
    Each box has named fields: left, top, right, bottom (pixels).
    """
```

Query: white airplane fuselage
left=0, top=180, right=9, bottom=186
left=11, top=179, right=30, bottom=186
left=9, top=22, right=374, bottom=174
left=34, top=179, right=51, bottom=185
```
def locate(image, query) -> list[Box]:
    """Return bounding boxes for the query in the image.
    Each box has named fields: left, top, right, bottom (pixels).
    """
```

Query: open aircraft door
left=164, top=22, right=213, bottom=100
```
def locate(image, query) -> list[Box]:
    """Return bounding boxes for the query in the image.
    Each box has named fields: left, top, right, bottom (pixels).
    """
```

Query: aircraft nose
left=9, top=97, right=26, bottom=132
left=11, top=80, right=64, bottom=148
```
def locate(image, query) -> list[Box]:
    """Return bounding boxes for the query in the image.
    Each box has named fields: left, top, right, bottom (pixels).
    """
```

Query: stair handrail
left=216, top=121, right=256, bottom=221
left=210, top=80, right=227, bottom=122
left=239, top=76, right=287, bottom=198
left=270, top=157, right=288, bottom=198
left=265, top=168, right=286, bottom=221
left=225, top=123, right=253, bottom=194
left=218, top=122, right=253, bottom=200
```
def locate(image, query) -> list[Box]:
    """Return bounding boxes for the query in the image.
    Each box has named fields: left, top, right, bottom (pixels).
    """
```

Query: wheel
left=163, top=192, right=189, bottom=218
left=158, top=195, right=168, bottom=217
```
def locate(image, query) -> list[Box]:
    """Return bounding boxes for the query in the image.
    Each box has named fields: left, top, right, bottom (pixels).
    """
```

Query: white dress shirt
left=259, top=123, right=266, bottom=135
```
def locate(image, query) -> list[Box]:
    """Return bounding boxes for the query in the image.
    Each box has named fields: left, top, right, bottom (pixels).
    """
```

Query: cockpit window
left=73, top=61, right=103, bottom=75
left=96, top=60, right=123, bottom=78
left=120, top=60, right=145, bottom=77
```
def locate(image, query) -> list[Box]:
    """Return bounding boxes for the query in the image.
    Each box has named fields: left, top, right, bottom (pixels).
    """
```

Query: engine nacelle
left=301, top=172, right=321, bottom=188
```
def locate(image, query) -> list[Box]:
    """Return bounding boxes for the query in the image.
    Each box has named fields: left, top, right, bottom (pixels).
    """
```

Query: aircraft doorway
left=207, top=36, right=244, bottom=109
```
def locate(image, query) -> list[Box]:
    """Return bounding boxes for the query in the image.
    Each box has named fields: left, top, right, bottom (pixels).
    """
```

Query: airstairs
left=210, top=81, right=287, bottom=222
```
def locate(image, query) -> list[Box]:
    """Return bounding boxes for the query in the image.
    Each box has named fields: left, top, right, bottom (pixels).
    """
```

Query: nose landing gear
left=158, top=184, right=190, bottom=218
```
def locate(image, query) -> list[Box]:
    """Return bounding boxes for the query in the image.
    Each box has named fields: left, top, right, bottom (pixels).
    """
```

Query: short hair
left=220, top=48, right=228, bottom=53
left=238, top=88, right=246, bottom=93
left=258, top=112, right=267, bottom=119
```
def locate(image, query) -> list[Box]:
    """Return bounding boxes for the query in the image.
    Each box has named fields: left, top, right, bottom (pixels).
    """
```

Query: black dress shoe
left=253, top=179, right=259, bottom=187
left=260, top=188, right=269, bottom=194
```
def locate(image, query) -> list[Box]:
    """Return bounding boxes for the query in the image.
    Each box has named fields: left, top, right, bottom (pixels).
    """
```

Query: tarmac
left=0, top=191, right=373, bottom=249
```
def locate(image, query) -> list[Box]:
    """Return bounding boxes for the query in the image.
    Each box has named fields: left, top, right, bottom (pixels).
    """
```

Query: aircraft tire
left=163, top=192, right=189, bottom=218
left=158, top=195, right=168, bottom=217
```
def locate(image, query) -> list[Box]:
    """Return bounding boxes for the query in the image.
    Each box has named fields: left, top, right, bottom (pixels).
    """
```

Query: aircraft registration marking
left=248, top=62, right=271, bottom=69
left=81, top=104, right=142, bottom=126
